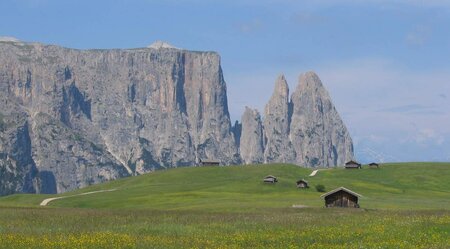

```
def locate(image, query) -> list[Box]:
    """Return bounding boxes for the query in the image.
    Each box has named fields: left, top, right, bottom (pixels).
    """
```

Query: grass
left=0, top=162, right=449, bottom=248
left=3, top=162, right=448, bottom=210
left=0, top=207, right=448, bottom=248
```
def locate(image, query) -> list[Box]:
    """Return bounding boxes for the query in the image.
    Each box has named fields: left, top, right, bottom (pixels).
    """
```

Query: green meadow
left=0, top=163, right=449, bottom=248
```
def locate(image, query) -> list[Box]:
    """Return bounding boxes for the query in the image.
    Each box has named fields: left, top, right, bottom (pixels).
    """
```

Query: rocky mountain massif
left=0, top=39, right=353, bottom=195
left=239, top=73, right=353, bottom=166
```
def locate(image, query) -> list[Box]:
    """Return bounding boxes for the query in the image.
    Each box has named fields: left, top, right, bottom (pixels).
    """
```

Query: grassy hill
left=0, top=162, right=449, bottom=249
left=1, top=162, right=449, bottom=210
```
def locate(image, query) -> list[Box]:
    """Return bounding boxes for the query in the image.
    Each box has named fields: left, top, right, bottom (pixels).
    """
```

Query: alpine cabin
left=368, top=162, right=379, bottom=168
left=345, top=160, right=362, bottom=169
left=296, top=179, right=309, bottom=188
left=199, top=159, right=220, bottom=166
left=321, top=187, right=362, bottom=208
left=263, top=175, right=278, bottom=183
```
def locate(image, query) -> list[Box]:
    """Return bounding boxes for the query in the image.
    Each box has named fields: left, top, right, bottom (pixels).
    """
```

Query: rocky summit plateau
left=0, top=39, right=353, bottom=195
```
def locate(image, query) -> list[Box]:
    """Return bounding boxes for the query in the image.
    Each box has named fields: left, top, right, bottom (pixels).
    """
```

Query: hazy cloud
left=289, top=12, right=327, bottom=25
left=406, top=25, right=431, bottom=46
left=299, top=0, right=450, bottom=9
left=236, top=19, right=263, bottom=34
left=11, top=0, right=49, bottom=8
left=378, top=104, right=436, bottom=114
left=414, top=128, right=445, bottom=145
left=354, top=145, right=398, bottom=163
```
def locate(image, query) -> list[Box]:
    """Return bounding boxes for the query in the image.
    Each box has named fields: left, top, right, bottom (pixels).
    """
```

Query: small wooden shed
left=321, top=187, right=362, bottom=208
left=199, top=159, right=220, bottom=166
left=345, top=160, right=362, bottom=169
left=296, top=179, right=309, bottom=188
left=368, top=162, right=379, bottom=168
left=263, top=175, right=278, bottom=183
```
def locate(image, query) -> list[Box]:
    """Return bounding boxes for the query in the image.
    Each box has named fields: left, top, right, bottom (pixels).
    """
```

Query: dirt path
left=39, top=189, right=117, bottom=206
left=309, top=169, right=319, bottom=177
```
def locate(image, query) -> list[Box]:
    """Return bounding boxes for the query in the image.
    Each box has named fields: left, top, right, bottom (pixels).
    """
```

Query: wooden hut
left=345, top=160, right=362, bottom=169
left=296, top=179, right=309, bottom=188
left=263, top=175, right=278, bottom=183
left=199, top=159, right=220, bottom=166
left=368, top=162, right=379, bottom=168
left=320, top=187, right=362, bottom=208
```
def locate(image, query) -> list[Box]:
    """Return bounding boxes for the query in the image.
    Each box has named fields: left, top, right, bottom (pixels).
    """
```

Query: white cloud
left=414, top=128, right=445, bottom=145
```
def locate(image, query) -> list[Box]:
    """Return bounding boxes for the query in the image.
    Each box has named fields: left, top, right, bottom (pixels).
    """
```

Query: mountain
left=289, top=72, right=353, bottom=166
left=0, top=40, right=239, bottom=195
left=239, top=72, right=354, bottom=167
left=0, top=39, right=353, bottom=195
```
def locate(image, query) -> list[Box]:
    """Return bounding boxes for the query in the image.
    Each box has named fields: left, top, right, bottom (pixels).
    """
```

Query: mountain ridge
left=0, top=40, right=353, bottom=195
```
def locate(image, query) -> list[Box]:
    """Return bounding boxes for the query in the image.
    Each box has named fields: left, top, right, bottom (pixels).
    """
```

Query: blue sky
left=1, top=0, right=449, bottom=162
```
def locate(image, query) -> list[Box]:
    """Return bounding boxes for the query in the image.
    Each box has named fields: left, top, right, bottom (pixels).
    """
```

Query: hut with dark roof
left=345, top=160, right=362, bottom=169
left=296, top=179, right=309, bottom=188
left=263, top=175, right=278, bottom=183
left=199, top=159, right=220, bottom=166
left=320, top=187, right=362, bottom=208
left=368, top=162, right=380, bottom=168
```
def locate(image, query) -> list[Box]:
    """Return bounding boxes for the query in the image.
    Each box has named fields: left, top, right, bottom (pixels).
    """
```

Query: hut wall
left=297, top=182, right=307, bottom=188
left=345, top=163, right=361, bottom=169
left=264, top=177, right=276, bottom=183
left=201, top=162, right=220, bottom=166
left=325, top=190, right=359, bottom=208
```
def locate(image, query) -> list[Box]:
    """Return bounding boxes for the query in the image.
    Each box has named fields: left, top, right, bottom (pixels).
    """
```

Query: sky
left=1, top=0, right=449, bottom=163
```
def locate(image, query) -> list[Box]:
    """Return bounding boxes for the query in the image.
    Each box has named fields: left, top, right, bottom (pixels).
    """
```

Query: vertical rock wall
left=0, top=40, right=353, bottom=195
left=240, top=72, right=354, bottom=167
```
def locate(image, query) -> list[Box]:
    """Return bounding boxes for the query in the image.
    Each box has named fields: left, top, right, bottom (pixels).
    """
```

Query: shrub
left=315, top=184, right=326, bottom=192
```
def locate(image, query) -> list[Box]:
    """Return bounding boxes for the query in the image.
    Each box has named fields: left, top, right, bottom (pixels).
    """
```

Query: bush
left=315, top=184, right=326, bottom=192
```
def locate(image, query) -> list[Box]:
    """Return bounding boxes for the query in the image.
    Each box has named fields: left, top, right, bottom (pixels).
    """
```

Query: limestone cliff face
left=240, top=107, right=264, bottom=164
left=263, top=75, right=296, bottom=163
left=289, top=72, right=353, bottom=166
left=240, top=72, right=354, bottom=167
left=0, top=39, right=353, bottom=195
left=0, top=40, right=239, bottom=195
left=0, top=106, right=37, bottom=195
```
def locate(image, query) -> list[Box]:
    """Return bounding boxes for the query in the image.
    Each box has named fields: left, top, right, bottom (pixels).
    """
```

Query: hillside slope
left=1, top=162, right=449, bottom=210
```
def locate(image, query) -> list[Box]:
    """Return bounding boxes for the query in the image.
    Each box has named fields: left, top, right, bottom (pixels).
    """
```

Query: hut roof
left=369, top=162, right=379, bottom=166
left=264, top=175, right=277, bottom=179
left=320, top=187, right=362, bottom=198
left=296, top=179, right=308, bottom=184
left=345, top=160, right=361, bottom=166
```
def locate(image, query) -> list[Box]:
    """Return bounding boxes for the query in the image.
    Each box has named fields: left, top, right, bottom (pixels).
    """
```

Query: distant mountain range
left=354, top=146, right=398, bottom=164
left=0, top=39, right=353, bottom=195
